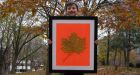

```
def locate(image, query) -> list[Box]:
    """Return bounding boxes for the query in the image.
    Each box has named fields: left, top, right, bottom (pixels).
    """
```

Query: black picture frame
left=49, top=16, right=97, bottom=73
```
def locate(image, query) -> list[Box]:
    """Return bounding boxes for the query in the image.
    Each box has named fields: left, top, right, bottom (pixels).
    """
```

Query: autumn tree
left=109, top=0, right=140, bottom=68
left=10, top=13, right=47, bottom=73
left=0, top=16, right=15, bottom=75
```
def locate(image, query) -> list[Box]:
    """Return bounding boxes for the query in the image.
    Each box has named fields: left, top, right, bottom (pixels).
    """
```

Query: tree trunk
left=113, top=49, right=117, bottom=65
left=123, top=48, right=127, bottom=66
left=123, top=31, right=127, bottom=66
left=11, top=57, right=17, bottom=74
left=106, top=28, right=110, bottom=65
left=114, top=49, right=118, bottom=70
left=25, top=59, right=28, bottom=71
left=126, top=30, right=131, bottom=68
left=46, top=53, right=50, bottom=75
left=119, top=51, right=122, bottom=66
left=0, top=64, right=5, bottom=75
left=0, top=56, right=6, bottom=75
left=126, top=49, right=130, bottom=68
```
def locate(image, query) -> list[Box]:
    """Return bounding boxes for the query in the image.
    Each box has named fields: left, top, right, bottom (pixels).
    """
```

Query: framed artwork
left=49, top=16, right=97, bottom=73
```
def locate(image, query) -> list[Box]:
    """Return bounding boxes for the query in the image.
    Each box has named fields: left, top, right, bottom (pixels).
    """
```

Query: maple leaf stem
left=63, top=53, right=72, bottom=63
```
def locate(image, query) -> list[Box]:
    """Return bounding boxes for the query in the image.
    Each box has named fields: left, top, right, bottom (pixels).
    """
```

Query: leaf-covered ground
left=7, top=66, right=140, bottom=75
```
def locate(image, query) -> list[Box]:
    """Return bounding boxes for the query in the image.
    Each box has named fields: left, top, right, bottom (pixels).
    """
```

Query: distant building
left=10, top=60, right=31, bottom=73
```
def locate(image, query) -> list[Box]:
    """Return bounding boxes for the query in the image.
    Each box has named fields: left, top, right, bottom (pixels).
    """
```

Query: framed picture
left=49, top=16, right=97, bottom=73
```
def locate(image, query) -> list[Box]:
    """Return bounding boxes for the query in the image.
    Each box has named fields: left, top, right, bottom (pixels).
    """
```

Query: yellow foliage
left=1, top=0, right=140, bottom=31
left=80, top=7, right=88, bottom=15
left=9, top=7, right=16, bottom=13
left=20, top=25, right=47, bottom=35
left=61, top=0, right=66, bottom=3
left=0, top=0, right=43, bottom=17
left=1, top=13, right=8, bottom=18
left=7, top=0, right=14, bottom=5
left=31, top=8, right=37, bottom=16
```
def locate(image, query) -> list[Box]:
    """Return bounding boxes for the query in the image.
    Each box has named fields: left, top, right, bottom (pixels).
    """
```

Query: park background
left=0, top=0, right=140, bottom=75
